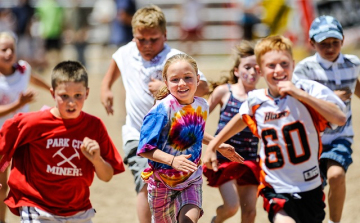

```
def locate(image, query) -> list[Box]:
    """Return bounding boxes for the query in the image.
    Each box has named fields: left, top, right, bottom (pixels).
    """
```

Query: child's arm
left=0, top=90, right=35, bottom=117
left=207, top=84, right=227, bottom=113
left=278, top=81, right=346, bottom=125
left=139, top=149, right=198, bottom=173
left=354, top=78, right=360, bottom=98
left=80, top=137, right=114, bottom=182
left=195, top=80, right=209, bottom=97
left=202, top=132, right=244, bottom=163
left=203, top=113, right=247, bottom=171
left=30, top=73, right=51, bottom=90
left=101, top=59, right=121, bottom=115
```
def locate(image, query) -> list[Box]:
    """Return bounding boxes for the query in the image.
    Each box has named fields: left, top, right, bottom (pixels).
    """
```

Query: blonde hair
left=255, top=35, right=293, bottom=65
left=0, top=31, right=16, bottom=46
left=132, top=5, right=166, bottom=34
left=51, top=61, right=88, bottom=88
left=155, top=54, right=198, bottom=101
left=209, top=41, right=255, bottom=94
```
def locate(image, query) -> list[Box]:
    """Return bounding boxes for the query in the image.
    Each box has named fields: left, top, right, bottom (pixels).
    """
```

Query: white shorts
left=19, top=206, right=96, bottom=223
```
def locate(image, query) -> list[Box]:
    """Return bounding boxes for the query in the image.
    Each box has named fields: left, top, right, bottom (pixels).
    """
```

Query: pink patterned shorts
left=147, top=177, right=203, bottom=222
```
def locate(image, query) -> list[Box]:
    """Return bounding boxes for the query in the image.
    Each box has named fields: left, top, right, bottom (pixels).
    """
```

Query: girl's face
left=234, top=55, right=259, bottom=88
left=165, top=60, right=200, bottom=104
left=0, top=36, right=16, bottom=71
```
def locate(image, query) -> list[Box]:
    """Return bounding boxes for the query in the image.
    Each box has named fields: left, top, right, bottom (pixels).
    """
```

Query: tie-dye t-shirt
left=137, top=94, right=208, bottom=189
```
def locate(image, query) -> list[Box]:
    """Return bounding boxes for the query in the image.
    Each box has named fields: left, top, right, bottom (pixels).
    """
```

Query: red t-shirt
left=0, top=109, right=125, bottom=216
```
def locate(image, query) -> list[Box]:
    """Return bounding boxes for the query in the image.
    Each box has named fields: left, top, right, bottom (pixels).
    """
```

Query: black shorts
left=260, top=186, right=325, bottom=223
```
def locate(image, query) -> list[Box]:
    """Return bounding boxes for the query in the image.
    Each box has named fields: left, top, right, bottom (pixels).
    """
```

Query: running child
left=100, top=5, right=209, bottom=222
left=0, top=31, right=50, bottom=223
left=203, top=41, right=260, bottom=223
left=293, top=15, right=360, bottom=223
left=204, top=35, right=347, bottom=223
left=0, top=61, right=125, bottom=222
left=137, top=54, right=242, bottom=223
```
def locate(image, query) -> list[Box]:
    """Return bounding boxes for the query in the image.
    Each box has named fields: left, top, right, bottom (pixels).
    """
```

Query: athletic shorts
left=147, top=177, right=203, bottom=223
left=124, top=140, right=149, bottom=194
left=203, top=160, right=260, bottom=187
left=260, top=186, right=325, bottom=223
left=19, top=207, right=95, bottom=223
left=320, top=139, right=353, bottom=172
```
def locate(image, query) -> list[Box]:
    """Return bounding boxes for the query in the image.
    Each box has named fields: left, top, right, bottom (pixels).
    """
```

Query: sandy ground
left=4, top=45, right=360, bottom=223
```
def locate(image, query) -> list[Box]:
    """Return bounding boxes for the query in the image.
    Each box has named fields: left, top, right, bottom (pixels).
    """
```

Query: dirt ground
left=4, top=45, right=360, bottom=222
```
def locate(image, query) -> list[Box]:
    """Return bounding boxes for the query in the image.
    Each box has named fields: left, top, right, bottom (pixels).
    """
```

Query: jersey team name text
left=264, top=111, right=290, bottom=122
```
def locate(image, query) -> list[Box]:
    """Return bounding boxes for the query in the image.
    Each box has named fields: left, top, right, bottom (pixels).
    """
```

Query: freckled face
left=165, top=60, right=200, bottom=104
left=257, top=50, right=294, bottom=97
left=50, top=81, right=89, bottom=119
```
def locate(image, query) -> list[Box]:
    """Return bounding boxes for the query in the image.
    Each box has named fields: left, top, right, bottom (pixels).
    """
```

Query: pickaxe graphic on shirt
left=53, top=147, right=80, bottom=168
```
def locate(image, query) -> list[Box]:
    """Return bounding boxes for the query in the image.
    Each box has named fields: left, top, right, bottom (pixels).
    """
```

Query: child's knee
left=241, top=209, right=256, bottom=221
left=327, top=166, right=346, bottom=186
left=219, top=203, right=239, bottom=217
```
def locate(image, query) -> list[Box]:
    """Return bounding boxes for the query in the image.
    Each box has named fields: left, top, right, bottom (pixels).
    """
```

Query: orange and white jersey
left=240, top=79, right=345, bottom=193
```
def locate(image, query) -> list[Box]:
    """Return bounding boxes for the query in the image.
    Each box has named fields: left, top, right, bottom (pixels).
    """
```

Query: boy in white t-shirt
left=100, top=5, right=208, bottom=223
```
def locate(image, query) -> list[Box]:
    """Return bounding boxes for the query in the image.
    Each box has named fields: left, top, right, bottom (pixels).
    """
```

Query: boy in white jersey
left=293, top=15, right=360, bottom=223
left=204, top=35, right=346, bottom=223
left=100, top=5, right=208, bottom=223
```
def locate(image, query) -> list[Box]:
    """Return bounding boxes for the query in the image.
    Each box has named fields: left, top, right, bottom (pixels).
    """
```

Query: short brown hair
left=255, top=35, right=293, bottom=66
left=132, top=5, right=166, bottom=34
left=51, top=61, right=88, bottom=89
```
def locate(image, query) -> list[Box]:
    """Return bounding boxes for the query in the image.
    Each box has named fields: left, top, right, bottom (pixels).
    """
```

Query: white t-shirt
left=239, top=79, right=345, bottom=193
left=0, top=60, right=31, bottom=127
left=112, top=42, right=207, bottom=145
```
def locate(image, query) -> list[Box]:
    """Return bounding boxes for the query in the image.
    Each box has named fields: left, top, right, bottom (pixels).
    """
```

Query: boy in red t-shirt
left=0, top=61, right=125, bottom=222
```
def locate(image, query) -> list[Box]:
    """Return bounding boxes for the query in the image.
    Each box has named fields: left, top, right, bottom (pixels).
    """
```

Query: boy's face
left=256, top=50, right=294, bottom=97
left=0, top=36, right=16, bottom=70
left=50, top=81, right=89, bottom=119
left=133, top=27, right=166, bottom=61
left=165, top=60, right=199, bottom=104
left=310, top=37, right=343, bottom=62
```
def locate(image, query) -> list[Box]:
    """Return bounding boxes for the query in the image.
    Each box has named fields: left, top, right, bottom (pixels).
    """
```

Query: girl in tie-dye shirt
left=137, top=54, right=208, bottom=223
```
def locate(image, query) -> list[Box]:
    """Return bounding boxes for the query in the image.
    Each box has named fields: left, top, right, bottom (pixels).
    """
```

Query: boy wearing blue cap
left=293, top=15, right=360, bottom=223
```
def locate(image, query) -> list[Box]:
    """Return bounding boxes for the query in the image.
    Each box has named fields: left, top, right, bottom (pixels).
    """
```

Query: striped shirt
left=293, top=53, right=360, bottom=144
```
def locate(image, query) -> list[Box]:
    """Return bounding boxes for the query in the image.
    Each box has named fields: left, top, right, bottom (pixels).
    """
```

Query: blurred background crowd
left=1, top=0, right=360, bottom=74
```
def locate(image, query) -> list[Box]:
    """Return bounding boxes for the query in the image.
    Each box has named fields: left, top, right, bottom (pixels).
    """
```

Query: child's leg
left=237, top=184, right=258, bottom=223
left=272, top=210, right=296, bottom=223
left=320, top=140, right=352, bottom=222
left=137, top=185, right=151, bottom=223
left=213, top=180, right=239, bottom=223
left=178, top=204, right=201, bottom=223
left=326, top=160, right=346, bottom=222
left=0, top=169, right=8, bottom=223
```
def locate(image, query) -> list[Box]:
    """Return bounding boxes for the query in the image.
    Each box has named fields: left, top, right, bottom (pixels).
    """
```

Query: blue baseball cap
left=309, top=15, right=343, bottom=42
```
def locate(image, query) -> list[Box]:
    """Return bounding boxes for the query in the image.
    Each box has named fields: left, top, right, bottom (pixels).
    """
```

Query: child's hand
left=100, top=90, right=114, bottom=115
left=277, top=81, right=303, bottom=98
left=218, top=143, right=244, bottom=163
left=18, top=89, right=36, bottom=106
left=148, top=77, right=165, bottom=96
left=80, top=137, right=101, bottom=163
left=171, top=154, right=198, bottom=173
left=203, top=149, right=219, bottom=171
left=334, top=87, right=352, bottom=101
